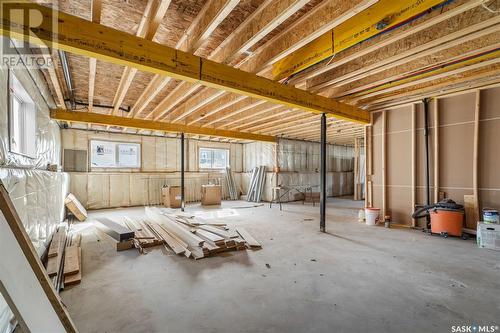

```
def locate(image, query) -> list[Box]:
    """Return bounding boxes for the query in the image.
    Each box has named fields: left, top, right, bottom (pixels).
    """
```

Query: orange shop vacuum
left=412, top=199, right=465, bottom=238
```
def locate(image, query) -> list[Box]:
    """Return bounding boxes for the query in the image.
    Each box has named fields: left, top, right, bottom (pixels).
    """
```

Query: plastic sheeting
left=70, top=172, right=242, bottom=209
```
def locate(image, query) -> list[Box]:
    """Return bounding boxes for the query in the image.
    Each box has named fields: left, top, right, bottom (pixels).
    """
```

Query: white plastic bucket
left=365, top=208, right=380, bottom=226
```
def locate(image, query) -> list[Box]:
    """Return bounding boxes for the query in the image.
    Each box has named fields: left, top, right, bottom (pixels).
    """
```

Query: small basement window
left=199, top=147, right=229, bottom=169
left=9, top=72, right=37, bottom=158
left=90, top=140, right=141, bottom=168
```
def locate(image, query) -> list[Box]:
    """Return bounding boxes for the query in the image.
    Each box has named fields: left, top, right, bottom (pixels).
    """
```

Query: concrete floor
left=62, top=198, right=500, bottom=333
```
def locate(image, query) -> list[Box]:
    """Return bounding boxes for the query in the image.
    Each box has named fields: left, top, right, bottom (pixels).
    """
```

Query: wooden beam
left=239, top=0, right=379, bottom=74
left=50, top=109, right=276, bottom=142
left=185, top=94, right=247, bottom=125
left=366, top=67, right=500, bottom=109
left=202, top=99, right=266, bottom=126
left=178, top=0, right=240, bottom=53
left=210, top=0, right=311, bottom=65
left=110, top=0, right=170, bottom=116
left=291, top=0, right=486, bottom=86
left=152, top=0, right=375, bottom=126
left=311, top=18, right=500, bottom=92
left=88, top=0, right=102, bottom=114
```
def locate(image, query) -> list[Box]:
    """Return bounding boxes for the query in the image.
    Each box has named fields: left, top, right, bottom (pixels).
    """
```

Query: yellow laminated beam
left=50, top=109, right=277, bottom=143
left=272, top=0, right=447, bottom=80
left=0, top=2, right=369, bottom=124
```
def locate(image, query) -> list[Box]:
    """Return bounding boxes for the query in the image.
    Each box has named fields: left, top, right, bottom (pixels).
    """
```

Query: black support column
left=320, top=113, right=327, bottom=232
left=180, top=132, right=185, bottom=212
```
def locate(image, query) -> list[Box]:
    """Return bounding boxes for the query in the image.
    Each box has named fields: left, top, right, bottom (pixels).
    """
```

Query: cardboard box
left=162, top=186, right=182, bottom=208
left=477, top=222, right=500, bottom=251
left=201, top=185, right=221, bottom=206
left=64, top=193, right=87, bottom=221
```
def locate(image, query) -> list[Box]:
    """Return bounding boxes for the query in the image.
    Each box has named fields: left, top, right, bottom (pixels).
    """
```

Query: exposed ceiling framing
left=5, top=0, right=499, bottom=146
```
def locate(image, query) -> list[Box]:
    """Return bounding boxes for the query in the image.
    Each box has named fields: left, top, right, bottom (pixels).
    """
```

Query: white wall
left=0, top=37, right=68, bottom=333
left=61, top=129, right=244, bottom=209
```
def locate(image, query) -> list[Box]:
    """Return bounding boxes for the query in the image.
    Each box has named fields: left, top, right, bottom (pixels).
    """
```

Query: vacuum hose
left=412, top=199, right=464, bottom=219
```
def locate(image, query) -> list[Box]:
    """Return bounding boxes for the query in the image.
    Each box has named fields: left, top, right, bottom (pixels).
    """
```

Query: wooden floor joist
left=50, top=109, right=277, bottom=142
left=0, top=2, right=369, bottom=124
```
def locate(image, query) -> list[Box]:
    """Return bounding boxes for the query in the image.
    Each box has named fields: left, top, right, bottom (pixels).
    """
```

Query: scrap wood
left=198, top=225, right=231, bottom=239
left=96, top=218, right=135, bottom=242
left=64, top=248, right=82, bottom=286
left=46, top=227, right=67, bottom=277
left=236, top=228, right=262, bottom=248
left=64, top=193, right=87, bottom=221
left=195, top=229, right=226, bottom=246
left=63, top=246, right=79, bottom=276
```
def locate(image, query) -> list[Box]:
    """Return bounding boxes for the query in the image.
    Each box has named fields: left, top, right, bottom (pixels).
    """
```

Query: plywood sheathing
left=39, top=0, right=500, bottom=145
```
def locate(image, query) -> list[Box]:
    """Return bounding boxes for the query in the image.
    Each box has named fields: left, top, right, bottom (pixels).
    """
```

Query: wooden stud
left=473, top=90, right=481, bottom=225
left=411, top=104, right=417, bottom=227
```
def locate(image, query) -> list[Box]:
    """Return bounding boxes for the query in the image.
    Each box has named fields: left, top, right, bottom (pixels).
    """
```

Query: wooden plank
left=47, top=229, right=61, bottom=258
left=146, top=222, right=186, bottom=255
left=0, top=184, right=77, bottom=332
left=236, top=227, right=261, bottom=248
left=195, top=229, right=226, bottom=246
left=411, top=104, right=417, bottom=227
left=64, top=248, right=82, bottom=286
left=472, top=90, right=481, bottom=223
left=63, top=246, right=79, bottom=276
left=0, top=3, right=369, bottom=124
left=51, top=109, right=277, bottom=143
left=433, top=98, right=439, bottom=203
left=464, top=195, right=478, bottom=230
left=198, top=224, right=231, bottom=238
left=95, top=218, right=135, bottom=242
left=64, top=193, right=87, bottom=221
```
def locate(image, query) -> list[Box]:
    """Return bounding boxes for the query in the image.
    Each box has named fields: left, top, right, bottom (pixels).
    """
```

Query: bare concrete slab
left=61, top=198, right=500, bottom=333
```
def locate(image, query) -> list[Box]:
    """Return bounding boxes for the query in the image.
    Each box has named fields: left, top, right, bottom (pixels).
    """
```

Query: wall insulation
left=0, top=37, right=67, bottom=333
left=370, top=87, right=500, bottom=226
left=61, top=129, right=244, bottom=209
left=241, top=140, right=355, bottom=202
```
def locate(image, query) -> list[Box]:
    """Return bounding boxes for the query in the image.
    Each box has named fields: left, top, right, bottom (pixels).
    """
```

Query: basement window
left=199, top=148, right=229, bottom=169
left=9, top=72, right=37, bottom=158
left=90, top=140, right=141, bottom=168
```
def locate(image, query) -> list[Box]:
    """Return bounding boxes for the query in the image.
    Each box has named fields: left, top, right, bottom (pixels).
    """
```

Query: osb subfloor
left=61, top=198, right=500, bottom=333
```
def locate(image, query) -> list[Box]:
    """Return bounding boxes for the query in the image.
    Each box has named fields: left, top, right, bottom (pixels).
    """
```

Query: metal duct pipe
left=58, top=50, right=76, bottom=110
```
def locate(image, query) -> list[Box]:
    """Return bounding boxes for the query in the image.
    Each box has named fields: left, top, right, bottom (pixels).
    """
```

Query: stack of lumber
left=45, top=226, right=83, bottom=289
left=95, top=218, right=136, bottom=251
left=46, top=226, right=67, bottom=289
left=225, top=167, right=238, bottom=200
left=141, top=207, right=261, bottom=260
left=64, top=233, right=82, bottom=286
left=123, top=217, right=163, bottom=253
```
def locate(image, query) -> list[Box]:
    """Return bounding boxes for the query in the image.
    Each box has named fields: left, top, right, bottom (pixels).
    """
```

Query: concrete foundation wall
left=370, top=87, right=500, bottom=226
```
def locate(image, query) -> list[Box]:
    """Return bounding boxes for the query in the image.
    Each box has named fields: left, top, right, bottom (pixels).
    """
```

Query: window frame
left=89, top=139, right=141, bottom=169
left=8, top=71, right=37, bottom=159
left=198, top=147, right=230, bottom=170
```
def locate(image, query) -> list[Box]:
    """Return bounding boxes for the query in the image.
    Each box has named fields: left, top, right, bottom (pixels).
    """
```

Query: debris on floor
left=95, top=207, right=262, bottom=260
left=45, top=226, right=83, bottom=290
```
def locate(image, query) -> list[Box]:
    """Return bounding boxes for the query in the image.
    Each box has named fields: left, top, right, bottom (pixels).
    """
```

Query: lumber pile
left=45, top=226, right=83, bottom=289
left=247, top=166, right=266, bottom=202
left=225, top=167, right=238, bottom=200
left=108, top=207, right=261, bottom=260
left=64, top=233, right=82, bottom=286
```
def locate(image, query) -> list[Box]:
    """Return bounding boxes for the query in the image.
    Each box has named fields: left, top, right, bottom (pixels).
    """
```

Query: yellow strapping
left=272, top=0, right=446, bottom=80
